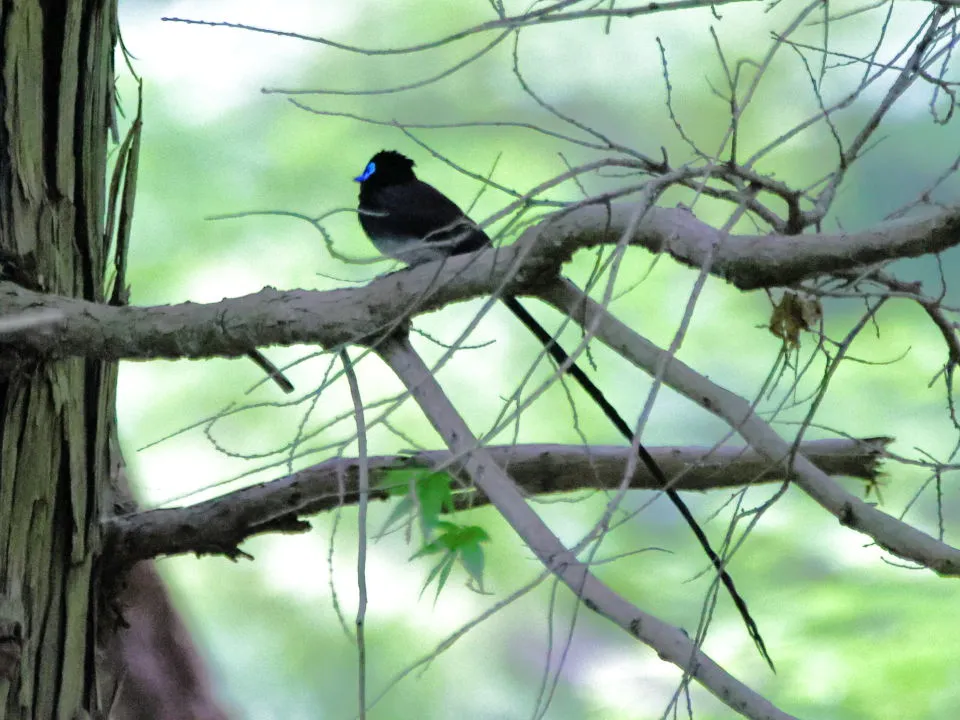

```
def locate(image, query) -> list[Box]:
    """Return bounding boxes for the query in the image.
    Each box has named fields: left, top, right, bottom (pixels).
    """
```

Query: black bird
left=355, top=150, right=488, bottom=265
left=354, top=150, right=774, bottom=670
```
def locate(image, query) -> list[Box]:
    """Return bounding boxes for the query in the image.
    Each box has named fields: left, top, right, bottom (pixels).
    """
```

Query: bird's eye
left=354, top=162, right=376, bottom=183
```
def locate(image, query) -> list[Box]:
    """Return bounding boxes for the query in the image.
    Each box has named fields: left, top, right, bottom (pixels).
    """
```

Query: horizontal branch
left=604, top=203, right=960, bottom=290
left=2, top=201, right=958, bottom=362
left=103, top=438, right=888, bottom=570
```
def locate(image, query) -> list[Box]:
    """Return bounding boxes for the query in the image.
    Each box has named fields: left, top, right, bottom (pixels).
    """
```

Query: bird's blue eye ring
left=354, top=161, right=376, bottom=183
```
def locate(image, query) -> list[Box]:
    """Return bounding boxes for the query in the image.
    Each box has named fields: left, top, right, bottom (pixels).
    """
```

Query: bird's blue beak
left=354, top=162, right=376, bottom=183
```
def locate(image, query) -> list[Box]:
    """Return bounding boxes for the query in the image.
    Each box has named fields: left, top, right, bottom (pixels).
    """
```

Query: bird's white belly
left=371, top=235, right=459, bottom=266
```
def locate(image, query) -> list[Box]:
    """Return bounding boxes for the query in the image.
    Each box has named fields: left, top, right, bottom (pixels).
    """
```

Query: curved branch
left=541, top=202, right=960, bottom=290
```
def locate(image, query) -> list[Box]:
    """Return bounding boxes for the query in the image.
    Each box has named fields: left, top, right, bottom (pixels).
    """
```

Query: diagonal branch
left=373, top=330, right=796, bottom=720
left=539, top=279, right=960, bottom=575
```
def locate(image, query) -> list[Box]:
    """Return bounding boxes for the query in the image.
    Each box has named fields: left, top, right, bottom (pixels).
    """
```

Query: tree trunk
left=0, top=2, right=116, bottom=717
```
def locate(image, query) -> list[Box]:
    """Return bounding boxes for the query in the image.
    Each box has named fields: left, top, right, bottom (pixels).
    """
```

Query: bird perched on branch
left=248, top=149, right=471, bottom=395
left=355, top=150, right=488, bottom=265
left=353, top=148, right=774, bottom=670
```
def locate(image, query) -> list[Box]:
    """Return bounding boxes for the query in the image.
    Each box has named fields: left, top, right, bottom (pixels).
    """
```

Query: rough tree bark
left=0, top=3, right=230, bottom=719
left=0, top=1, right=118, bottom=717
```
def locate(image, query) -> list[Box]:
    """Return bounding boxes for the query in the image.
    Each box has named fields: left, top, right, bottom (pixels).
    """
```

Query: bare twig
left=342, top=350, right=369, bottom=718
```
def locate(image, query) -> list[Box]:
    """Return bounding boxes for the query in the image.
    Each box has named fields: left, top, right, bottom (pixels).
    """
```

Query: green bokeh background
left=115, top=2, right=960, bottom=718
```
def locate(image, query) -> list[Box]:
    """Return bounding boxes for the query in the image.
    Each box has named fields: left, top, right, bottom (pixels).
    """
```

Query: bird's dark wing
left=369, top=181, right=491, bottom=253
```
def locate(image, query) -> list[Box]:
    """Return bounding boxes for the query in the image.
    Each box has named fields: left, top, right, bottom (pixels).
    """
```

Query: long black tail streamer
left=503, top=295, right=774, bottom=672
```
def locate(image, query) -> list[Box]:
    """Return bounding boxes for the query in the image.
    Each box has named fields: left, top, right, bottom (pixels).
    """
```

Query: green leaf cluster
left=379, top=466, right=490, bottom=599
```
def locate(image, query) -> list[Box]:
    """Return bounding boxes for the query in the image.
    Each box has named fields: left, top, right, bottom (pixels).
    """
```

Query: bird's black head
left=354, top=150, right=417, bottom=187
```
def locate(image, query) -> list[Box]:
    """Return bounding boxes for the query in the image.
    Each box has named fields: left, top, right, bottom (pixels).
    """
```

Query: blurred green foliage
left=116, top=1, right=960, bottom=718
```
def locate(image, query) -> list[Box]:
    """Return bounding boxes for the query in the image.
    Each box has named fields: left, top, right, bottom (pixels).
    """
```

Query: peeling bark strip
left=0, top=2, right=117, bottom=718
left=0, top=620, right=22, bottom=682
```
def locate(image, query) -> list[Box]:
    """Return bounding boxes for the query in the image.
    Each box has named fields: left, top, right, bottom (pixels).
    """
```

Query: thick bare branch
left=103, top=438, right=888, bottom=569
left=553, top=203, right=960, bottom=290
left=3, top=201, right=959, bottom=363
